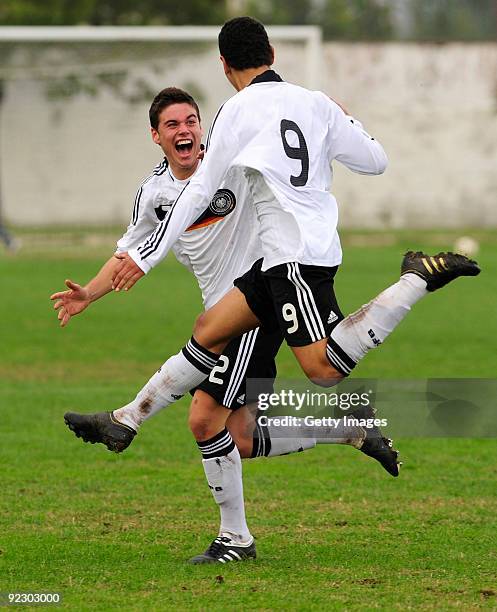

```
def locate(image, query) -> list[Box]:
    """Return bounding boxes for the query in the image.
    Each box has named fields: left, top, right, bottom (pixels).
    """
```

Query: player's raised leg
left=322, top=251, right=480, bottom=380
left=282, top=253, right=480, bottom=384
left=64, top=287, right=261, bottom=451
left=65, top=250, right=479, bottom=452
left=196, top=280, right=400, bottom=477
left=63, top=335, right=220, bottom=451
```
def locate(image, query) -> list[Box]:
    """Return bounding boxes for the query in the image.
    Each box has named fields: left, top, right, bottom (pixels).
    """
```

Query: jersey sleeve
left=326, top=97, right=388, bottom=175
left=116, top=182, right=165, bottom=253
left=128, top=102, right=240, bottom=274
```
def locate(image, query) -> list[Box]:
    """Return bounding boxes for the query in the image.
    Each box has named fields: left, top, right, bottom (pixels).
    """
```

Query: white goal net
left=0, top=26, right=322, bottom=228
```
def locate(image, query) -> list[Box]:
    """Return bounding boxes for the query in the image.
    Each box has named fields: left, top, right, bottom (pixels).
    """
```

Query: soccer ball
left=453, top=236, right=479, bottom=258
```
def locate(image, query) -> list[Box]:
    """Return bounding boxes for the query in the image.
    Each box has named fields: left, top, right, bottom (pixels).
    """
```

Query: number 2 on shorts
left=209, top=355, right=229, bottom=384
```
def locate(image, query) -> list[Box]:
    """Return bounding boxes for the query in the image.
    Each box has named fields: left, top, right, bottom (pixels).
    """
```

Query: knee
left=301, top=358, right=345, bottom=388
left=192, top=313, right=226, bottom=354
left=192, top=312, right=208, bottom=338
left=189, top=412, right=211, bottom=441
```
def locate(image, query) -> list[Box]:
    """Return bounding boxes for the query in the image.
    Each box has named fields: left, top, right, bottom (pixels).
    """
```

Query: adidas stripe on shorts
left=234, top=258, right=344, bottom=347
left=196, top=327, right=283, bottom=410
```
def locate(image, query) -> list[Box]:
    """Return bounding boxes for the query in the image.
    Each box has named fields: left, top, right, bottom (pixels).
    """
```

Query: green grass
left=1, top=233, right=497, bottom=610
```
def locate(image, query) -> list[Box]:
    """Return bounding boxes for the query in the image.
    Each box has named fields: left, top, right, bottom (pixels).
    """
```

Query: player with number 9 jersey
left=129, top=72, right=386, bottom=276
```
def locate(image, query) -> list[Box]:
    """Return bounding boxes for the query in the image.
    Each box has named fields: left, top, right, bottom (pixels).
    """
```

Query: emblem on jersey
left=209, top=189, right=236, bottom=216
left=187, top=189, right=237, bottom=231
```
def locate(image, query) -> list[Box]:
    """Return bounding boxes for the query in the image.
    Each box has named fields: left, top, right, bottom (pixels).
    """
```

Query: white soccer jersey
left=116, top=160, right=260, bottom=309
left=129, top=70, right=387, bottom=274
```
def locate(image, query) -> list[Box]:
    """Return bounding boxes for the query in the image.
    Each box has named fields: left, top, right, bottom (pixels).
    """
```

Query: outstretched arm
left=50, top=255, right=121, bottom=327
left=53, top=164, right=171, bottom=320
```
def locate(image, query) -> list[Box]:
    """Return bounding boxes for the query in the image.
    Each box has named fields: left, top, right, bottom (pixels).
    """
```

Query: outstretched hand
left=50, top=279, right=91, bottom=327
left=111, top=252, right=145, bottom=292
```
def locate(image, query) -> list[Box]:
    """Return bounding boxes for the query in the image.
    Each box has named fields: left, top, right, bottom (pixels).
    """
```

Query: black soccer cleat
left=351, top=404, right=401, bottom=478
left=64, top=411, right=136, bottom=453
left=401, top=250, right=480, bottom=292
left=188, top=535, right=256, bottom=565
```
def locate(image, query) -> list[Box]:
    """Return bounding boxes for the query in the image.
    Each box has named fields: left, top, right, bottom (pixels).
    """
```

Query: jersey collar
left=166, top=157, right=200, bottom=183
left=249, top=69, right=284, bottom=86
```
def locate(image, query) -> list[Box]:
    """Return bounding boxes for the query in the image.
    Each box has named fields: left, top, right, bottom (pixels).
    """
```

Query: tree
left=316, top=0, right=393, bottom=40
left=88, top=0, right=227, bottom=26
left=247, top=0, right=393, bottom=40
left=0, top=0, right=227, bottom=26
left=0, top=0, right=98, bottom=25
left=246, top=0, right=314, bottom=26
left=409, top=0, right=497, bottom=41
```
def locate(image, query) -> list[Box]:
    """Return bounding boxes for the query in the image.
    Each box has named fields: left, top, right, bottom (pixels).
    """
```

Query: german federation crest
left=187, top=188, right=237, bottom=231
left=209, top=189, right=236, bottom=216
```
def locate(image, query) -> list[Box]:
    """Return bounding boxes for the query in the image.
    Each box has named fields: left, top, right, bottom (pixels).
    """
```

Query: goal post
left=0, top=26, right=323, bottom=89
left=0, top=25, right=323, bottom=228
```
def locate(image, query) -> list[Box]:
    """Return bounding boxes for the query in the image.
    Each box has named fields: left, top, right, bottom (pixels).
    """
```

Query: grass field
left=1, top=231, right=496, bottom=610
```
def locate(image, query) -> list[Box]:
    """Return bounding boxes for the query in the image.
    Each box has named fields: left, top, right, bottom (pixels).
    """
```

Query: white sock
left=327, top=273, right=427, bottom=373
left=199, top=429, right=252, bottom=544
left=254, top=416, right=366, bottom=457
left=268, top=436, right=316, bottom=456
left=313, top=416, right=366, bottom=447
left=113, top=337, right=218, bottom=431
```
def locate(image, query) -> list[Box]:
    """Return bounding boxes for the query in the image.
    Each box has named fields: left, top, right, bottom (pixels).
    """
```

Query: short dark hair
left=149, top=87, right=200, bottom=130
left=218, top=17, right=272, bottom=70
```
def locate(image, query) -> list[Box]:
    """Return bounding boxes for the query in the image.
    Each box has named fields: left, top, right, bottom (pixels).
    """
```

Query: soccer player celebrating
left=104, top=18, right=478, bottom=441
left=59, top=17, right=479, bottom=563
left=53, top=86, right=394, bottom=564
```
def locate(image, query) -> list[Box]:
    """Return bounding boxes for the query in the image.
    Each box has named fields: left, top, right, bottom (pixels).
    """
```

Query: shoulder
left=139, top=160, right=174, bottom=193
left=288, top=85, right=333, bottom=109
left=136, top=162, right=177, bottom=212
left=205, top=97, right=241, bottom=149
left=212, top=95, right=240, bottom=123
left=140, top=158, right=170, bottom=186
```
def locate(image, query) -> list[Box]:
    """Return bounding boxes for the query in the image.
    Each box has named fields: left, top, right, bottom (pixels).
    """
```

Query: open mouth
left=175, top=139, right=194, bottom=155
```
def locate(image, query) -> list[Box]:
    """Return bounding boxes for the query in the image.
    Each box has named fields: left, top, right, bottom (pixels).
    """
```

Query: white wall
left=2, top=42, right=496, bottom=228
left=323, top=43, right=497, bottom=228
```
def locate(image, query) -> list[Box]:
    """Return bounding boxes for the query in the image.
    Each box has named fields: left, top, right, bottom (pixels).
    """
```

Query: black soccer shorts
left=234, top=258, right=344, bottom=347
left=196, top=327, right=283, bottom=410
